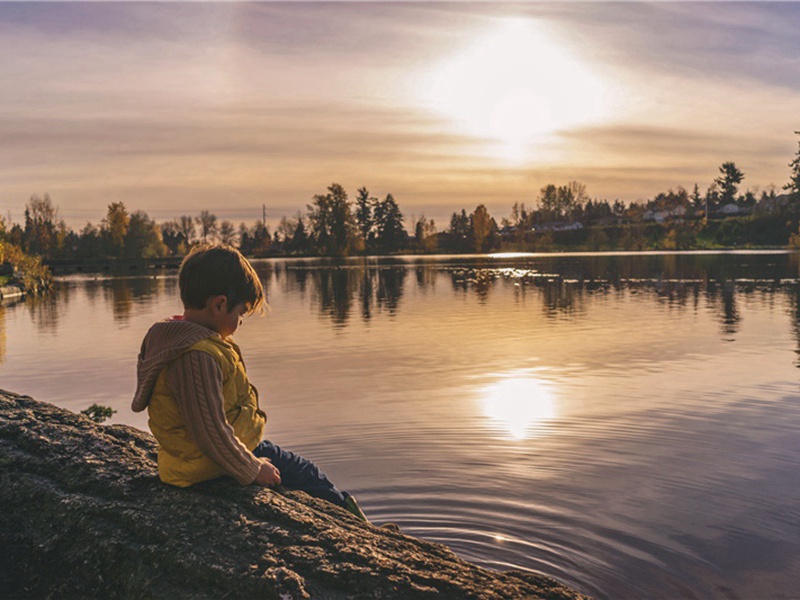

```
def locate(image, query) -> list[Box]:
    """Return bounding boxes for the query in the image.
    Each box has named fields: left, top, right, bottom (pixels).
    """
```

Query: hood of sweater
left=131, top=318, right=220, bottom=413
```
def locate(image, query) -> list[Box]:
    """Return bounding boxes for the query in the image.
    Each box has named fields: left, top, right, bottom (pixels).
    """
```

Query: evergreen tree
left=355, top=187, right=376, bottom=249
left=374, top=194, right=405, bottom=252
left=290, top=217, right=309, bottom=254
left=715, top=162, right=745, bottom=206
left=307, top=183, right=355, bottom=256
left=785, top=131, right=800, bottom=200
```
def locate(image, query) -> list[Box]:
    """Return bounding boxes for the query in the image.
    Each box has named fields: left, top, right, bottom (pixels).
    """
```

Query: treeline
left=0, top=185, right=420, bottom=260
left=2, top=133, right=800, bottom=259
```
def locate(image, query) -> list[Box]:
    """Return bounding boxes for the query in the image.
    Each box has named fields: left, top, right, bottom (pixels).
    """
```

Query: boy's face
left=211, top=297, right=250, bottom=339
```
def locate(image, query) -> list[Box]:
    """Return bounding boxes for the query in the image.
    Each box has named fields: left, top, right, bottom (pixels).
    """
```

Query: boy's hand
left=254, top=458, right=281, bottom=487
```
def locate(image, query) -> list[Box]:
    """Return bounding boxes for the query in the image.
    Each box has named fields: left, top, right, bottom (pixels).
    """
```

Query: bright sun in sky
left=421, top=18, right=614, bottom=163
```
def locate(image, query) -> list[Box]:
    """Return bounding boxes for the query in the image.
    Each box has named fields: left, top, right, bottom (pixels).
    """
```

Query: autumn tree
left=715, top=162, right=745, bottom=206
left=469, top=204, right=494, bottom=252
left=104, top=202, right=130, bottom=257
left=124, top=211, right=167, bottom=259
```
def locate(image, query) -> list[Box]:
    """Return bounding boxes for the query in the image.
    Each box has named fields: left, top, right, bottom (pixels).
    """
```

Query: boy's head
left=179, top=244, right=265, bottom=316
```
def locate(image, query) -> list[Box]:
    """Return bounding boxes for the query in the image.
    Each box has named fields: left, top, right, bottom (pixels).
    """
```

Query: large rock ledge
left=0, top=390, right=589, bottom=599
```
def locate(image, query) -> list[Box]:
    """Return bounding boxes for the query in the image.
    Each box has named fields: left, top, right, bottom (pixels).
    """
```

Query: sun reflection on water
left=480, top=373, right=557, bottom=440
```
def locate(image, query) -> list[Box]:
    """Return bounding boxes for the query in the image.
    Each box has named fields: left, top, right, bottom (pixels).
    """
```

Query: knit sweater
left=132, top=318, right=263, bottom=485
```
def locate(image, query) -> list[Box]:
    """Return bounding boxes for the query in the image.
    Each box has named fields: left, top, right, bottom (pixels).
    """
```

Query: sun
left=420, top=18, right=613, bottom=162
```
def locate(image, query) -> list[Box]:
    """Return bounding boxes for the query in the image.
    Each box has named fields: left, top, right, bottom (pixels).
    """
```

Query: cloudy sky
left=1, top=2, right=798, bottom=229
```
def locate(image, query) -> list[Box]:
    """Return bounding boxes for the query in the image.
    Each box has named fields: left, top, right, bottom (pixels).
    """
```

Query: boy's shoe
left=379, top=522, right=401, bottom=532
left=344, top=494, right=368, bottom=522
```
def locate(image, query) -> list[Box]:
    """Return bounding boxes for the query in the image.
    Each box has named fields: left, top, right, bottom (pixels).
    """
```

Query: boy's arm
left=166, top=350, right=263, bottom=485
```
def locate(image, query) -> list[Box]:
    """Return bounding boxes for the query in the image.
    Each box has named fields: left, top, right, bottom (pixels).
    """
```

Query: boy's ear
left=207, top=294, right=228, bottom=314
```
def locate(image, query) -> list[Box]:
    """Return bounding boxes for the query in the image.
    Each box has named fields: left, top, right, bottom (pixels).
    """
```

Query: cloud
left=0, top=2, right=798, bottom=228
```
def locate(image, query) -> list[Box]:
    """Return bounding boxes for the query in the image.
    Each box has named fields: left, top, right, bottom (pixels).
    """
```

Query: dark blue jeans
left=253, top=440, right=348, bottom=508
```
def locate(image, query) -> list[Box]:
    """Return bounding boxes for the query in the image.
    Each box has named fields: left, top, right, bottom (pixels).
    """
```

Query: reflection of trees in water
left=376, top=268, right=406, bottom=313
left=285, top=265, right=407, bottom=325
left=315, top=269, right=354, bottom=325
left=719, top=281, right=740, bottom=339
left=25, top=293, right=62, bottom=333
left=103, top=277, right=165, bottom=323
left=541, top=281, right=584, bottom=316
left=788, top=286, right=800, bottom=368
left=268, top=256, right=800, bottom=345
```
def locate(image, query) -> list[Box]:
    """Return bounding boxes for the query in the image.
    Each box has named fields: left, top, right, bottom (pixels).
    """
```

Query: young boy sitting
left=131, top=243, right=366, bottom=521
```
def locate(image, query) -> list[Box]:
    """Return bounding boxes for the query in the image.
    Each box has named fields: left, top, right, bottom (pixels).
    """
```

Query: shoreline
left=0, top=389, right=591, bottom=599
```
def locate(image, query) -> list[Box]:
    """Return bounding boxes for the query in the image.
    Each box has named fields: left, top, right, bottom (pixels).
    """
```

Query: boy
left=131, top=243, right=366, bottom=520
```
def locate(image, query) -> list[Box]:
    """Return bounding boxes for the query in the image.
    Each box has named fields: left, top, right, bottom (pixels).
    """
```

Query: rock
left=0, top=390, right=590, bottom=600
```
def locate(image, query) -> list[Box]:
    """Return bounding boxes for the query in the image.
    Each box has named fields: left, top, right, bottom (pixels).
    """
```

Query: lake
left=3, top=251, right=800, bottom=599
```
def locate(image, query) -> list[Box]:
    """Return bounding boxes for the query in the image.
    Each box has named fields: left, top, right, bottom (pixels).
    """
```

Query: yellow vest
left=147, top=336, right=266, bottom=487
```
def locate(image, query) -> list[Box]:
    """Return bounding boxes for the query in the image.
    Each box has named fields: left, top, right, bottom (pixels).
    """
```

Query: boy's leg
left=253, top=440, right=348, bottom=508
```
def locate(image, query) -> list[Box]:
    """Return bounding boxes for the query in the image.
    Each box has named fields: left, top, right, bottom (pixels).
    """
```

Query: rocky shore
left=0, top=390, right=589, bottom=599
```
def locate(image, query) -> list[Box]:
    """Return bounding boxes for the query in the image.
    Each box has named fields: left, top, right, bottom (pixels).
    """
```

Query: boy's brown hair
left=179, top=243, right=265, bottom=315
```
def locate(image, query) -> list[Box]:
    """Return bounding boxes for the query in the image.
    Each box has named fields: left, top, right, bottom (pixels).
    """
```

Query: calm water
left=3, top=251, right=800, bottom=599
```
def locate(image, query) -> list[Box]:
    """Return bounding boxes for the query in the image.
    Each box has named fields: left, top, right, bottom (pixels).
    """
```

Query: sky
left=0, top=1, right=799, bottom=230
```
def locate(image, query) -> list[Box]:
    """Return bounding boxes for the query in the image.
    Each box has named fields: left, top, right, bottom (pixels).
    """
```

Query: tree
left=414, top=215, right=437, bottom=253
left=307, top=183, right=355, bottom=256
left=160, top=220, right=187, bottom=256
left=178, top=215, right=196, bottom=245
left=23, top=193, right=62, bottom=258
left=288, top=216, right=309, bottom=254
left=469, top=204, right=494, bottom=252
left=196, top=210, right=218, bottom=243
left=104, top=202, right=129, bottom=257
left=75, top=223, right=101, bottom=259
left=354, top=187, right=376, bottom=250
left=715, top=162, right=745, bottom=206
left=219, top=220, right=236, bottom=246
left=238, top=222, right=253, bottom=255
left=536, top=181, right=586, bottom=222
left=449, top=210, right=469, bottom=239
left=374, top=194, right=405, bottom=252
left=249, top=222, right=271, bottom=257
left=124, top=211, right=167, bottom=259
left=785, top=131, right=800, bottom=200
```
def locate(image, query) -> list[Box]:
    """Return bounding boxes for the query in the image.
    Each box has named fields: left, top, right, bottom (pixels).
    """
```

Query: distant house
left=498, top=225, right=523, bottom=238
left=755, top=193, right=793, bottom=214
left=719, top=203, right=742, bottom=216
left=533, top=221, right=584, bottom=232
left=643, top=206, right=687, bottom=223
